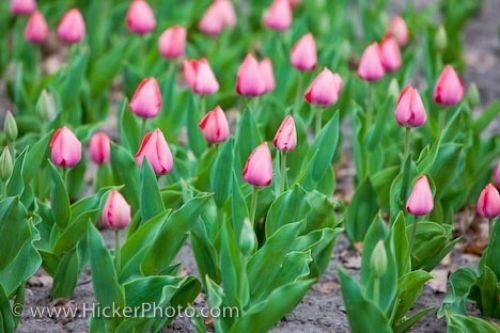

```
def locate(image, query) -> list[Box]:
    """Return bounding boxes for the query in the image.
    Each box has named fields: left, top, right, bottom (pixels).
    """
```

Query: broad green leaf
left=211, top=138, right=234, bottom=207
left=52, top=250, right=79, bottom=299
left=345, top=177, right=379, bottom=242
left=140, top=160, right=165, bottom=223
left=48, top=162, right=71, bottom=229
left=119, top=98, right=141, bottom=153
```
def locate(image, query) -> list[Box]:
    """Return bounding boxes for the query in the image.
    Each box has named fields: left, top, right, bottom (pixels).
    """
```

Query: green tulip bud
left=239, top=218, right=257, bottom=256
left=466, top=83, right=480, bottom=108
left=4, top=111, right=17, bottom=142
left=339, top=40, right=351, bottom=62
left=434, top=26, right=447, bottom=53
left=0, top=147, right=13, bottom=182
left=370, top=241, right=387, bottom=278
left=388, top=78, right=400, bottom=101
left=36, top=90, right=51, bottom=121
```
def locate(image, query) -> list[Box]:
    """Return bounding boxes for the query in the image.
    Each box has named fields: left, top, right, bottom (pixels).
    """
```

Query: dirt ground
left=14, top=0, right=500, bottom=332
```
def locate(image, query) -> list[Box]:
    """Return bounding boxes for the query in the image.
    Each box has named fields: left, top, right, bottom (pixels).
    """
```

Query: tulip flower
left=24, top=10, right=48, bottom=44
left=198, top=4, right=224, bottom=36
left=57, top=8, right=86, bottom=44
left=406, top=176, right=434, bottom=217
left=102, top=190, right=131, bottom=230
left=199, top=106, right=230, bottom=144
left=477, top=184, right=500, bottom=219
left=158, top=25, right=186, bottom=60
left=495, top=164, right=500, bottom=186
left=10, top=0, right=36, bottom=15
left=242, top=143, right=273, bottom=187
left=126, top=0, right=156, bottom=35
left=387, top=16, right=409, bottom=46
left=183, top=59, right=220, bottom=95
left=214, top=0, right=237, bottom=28
left=50, top=127, right=82, bottom=168
left=304, top=68, right=343, bottom=107
left=129, top=78, right=162, bottom=119
left=264, top=0, right=292, bottom=32
left=394, top=86, right=427, bottom=128
left=236, top=55, right=265, bottom=97
left=290, top=33, right=317, bottom=71
left=273, top=115, right=296, bottom=193
left=380, top=36, right=401, bottom=72
left=135, top=129, right=173, bottom=175
left=260, top=58, right=276, bottom=94
left=88, top=132, right=111, bottom=165
left=358, top=43, right=385, bottom=81
left=433, top=65, right=464, bottom=106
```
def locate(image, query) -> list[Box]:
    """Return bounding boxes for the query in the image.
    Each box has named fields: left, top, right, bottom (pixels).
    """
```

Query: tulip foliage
left=0, top=0, right=499, bottom=333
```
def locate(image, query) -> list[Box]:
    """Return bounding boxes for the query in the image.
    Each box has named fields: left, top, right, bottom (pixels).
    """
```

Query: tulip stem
left=141, top=118, right=147, bottom=136
left=2, top=181, right=6, bottom=198
left=438, top=109, right=446, bottom=133
left=404, top=127, right=411, bottom=159
left=294, top=74, right=304, bottom=113
left=366, top=83, right=374, bottom=129
left=280, top=151, right=287, bottom=193
left=250, top=188, right=259, bottom=226
left=408, top=216, right=420, bottom=262
left=315, top=108, right=324, bottom=136
left=373, top=277, right=380, bottom=306
left=114, top=229, right=121, bottom=274
left=488, top=218, right=494, bottom=240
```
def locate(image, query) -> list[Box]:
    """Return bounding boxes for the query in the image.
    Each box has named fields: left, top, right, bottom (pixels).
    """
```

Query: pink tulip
left=183, top=59, right=220, bottom=95
left=88, top=132, right=110, bottom=165
left=242, top=143, right=273, bottom=187
left=199, top=106, right=230, bottom=144
left=198, top=4, right=224, bottom=36
left=304, top=68, right=343, bottom=107
left=477, top=184, right=500, bottom=218
left=406, top=176, right=434, bottom=216
left=135, top=129, right=173, bottom=175
left=495, top=164, right=500, bottom=186
left=387, top=16, right=409, bottom=47
left=289, top=0, right=301, bottom=7
left=380, top=36, right=401, bottom=72
left=433, top=65, right=464, bottom=106
left=214, top=0, right=236, bottom=28
left=264, top=0, right=292, bottom=32
left=126, top=0, right=156, bottom=35
left=358, top=43, right=385, bottom=81
left=395, top=86, right=427, bottom=128
left=102, top=191, right=131, bottom=230
left=260, top=58, right=276, bottom=94
left=236, top=55, right=265, bottom=97
left=273, top=116, right=297, bottom=152
left=57, top=8, right=85, bottom=44
left=24, top=10, right=48, bottom=44
left=129, top=78, right=162, bottom=118
left=158, top=25, right=186, bottom=59
left=10, top=0, right=36, bottom=15
left=290, top=33, right=317, bottom=72
left=50, top=127, right=82, bottom=168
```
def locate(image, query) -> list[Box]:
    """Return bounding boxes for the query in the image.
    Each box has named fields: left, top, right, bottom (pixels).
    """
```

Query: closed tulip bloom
left=242, top=143, right=273, bottom=187
left=304, top=68, right=343, bottom=107
left=290, top=33, right=317, bottom=71
left=24, top=10, right=48, bottom=44
left=214, top=0, right=237, bottom=28
left=198, top=4, right=224, bottom=36
left=183, top=59, right=220, bottom=95
left=380, top=36, right=401, bottom=72
left=358, top=43, right=385, bottom=81
left=50, top=127, right=82, bottom=168
left=264, top=0, right=292, bottom=32
left=126, top=0, right=156, bottom=35
left=406, top=176, right=434, bottom=216
left=10, top=0, right=36, bottom=15
left=129, top=78, right=162, bottom=118
left=158, top=25, right=186, bottom=59
left=273, top=115, right=297, bottom=152
left=477, top=184, right=500, bottom=218
left=236, top=55, right=265, bottom=97
left=57, top=9, right=85, bottom=44
left=135, top=129, right=173, bottom=175
left=102, top=191, right=131, bottom=230
left=260, top=58, right=276, bottom=94
left=495, top=164, right=500, bottom=185
left=433, top=65, right=464, bottom=106
left=88, top=132, right=110, bottom=165
left=387, top=16, right=409, bottom=46
left=199, top=106, right=230, bottom=144
left=395, top=86, right=427, bottom=127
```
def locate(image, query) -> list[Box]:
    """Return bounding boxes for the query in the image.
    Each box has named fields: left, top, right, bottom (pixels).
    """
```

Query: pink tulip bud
left=406, top=176, right=434, bottom=216
left=304, top=68, right=343, bottom=107
left=10, top=0, right=36, bottom=15
left=477, top=184, right=500, bottom=218
left=358, top=43, right=385, bottom=81
left=57, top=9, right=85, bottom=44
left=259, top=58, right=276, bottom=94
left=129, top=78, right=162, bottom=118
left=214, top=0, right=237, bottom=28
left=242, top=143, right=273, bottom=187
left=273, top=115, right=297, bottom=152
left=126, top=0, right=156, bottom=35
left=88, top=132, right=111, bottom=165
left=380, top=36, right=401, bottom=72
left=135, top=129, right=173, bottom=175
left=50, top=127, right=82, bottom=168
left=24, top=10, right=48, bottom=44
left=102, top=190, right=131, bottom=230
left=198, top=4, right=224, bottom=36
left=264, top=0, right=292, bottom=32
left=387, top=16, right=409, bottom=46
left=433, top=65, right=464, bottom=106
left=199, top=106, right=230, bottom=144
left=495, top=164, right=500, bottom=186
left=236, top=55, right=265, bottom=97
left=183, top=59, right=220, bottom=95
left=395, top=86, right=427, bottom=128
left=289, top=0, right=301, bottom=7
left=158, top=25, right=186, bottom=59
left=290, top=33, right=317, bottom=72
